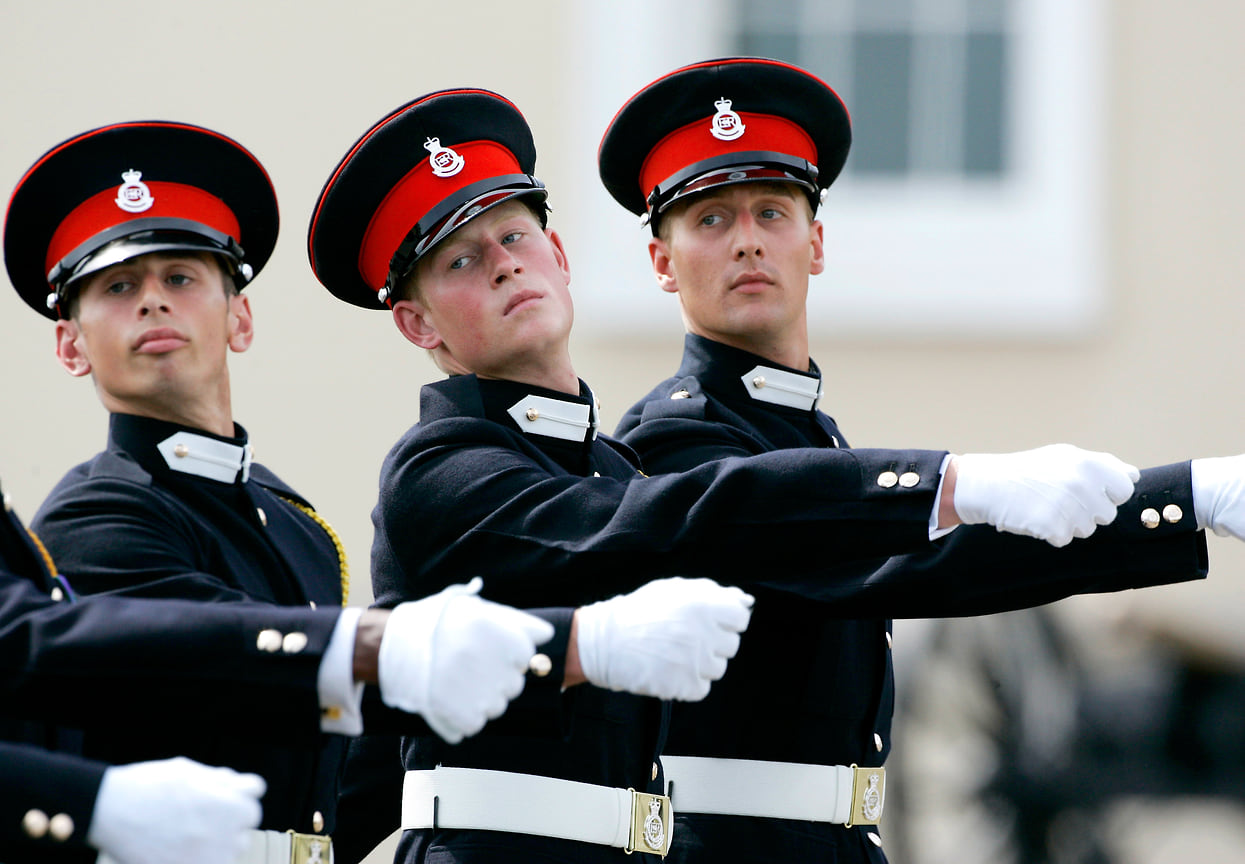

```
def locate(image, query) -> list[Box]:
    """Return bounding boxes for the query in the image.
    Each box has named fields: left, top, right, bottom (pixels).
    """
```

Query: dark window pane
left=964, top=31, right=1007, bottom=174
left=852, top=32, right=912, bottom=174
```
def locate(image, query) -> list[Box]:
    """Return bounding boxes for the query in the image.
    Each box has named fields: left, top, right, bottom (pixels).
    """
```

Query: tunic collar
left=109, top=413, right=253, bottom=485
left=678, top=334, right=823, bottom=412
left=476, top=378, right=600, bottom=444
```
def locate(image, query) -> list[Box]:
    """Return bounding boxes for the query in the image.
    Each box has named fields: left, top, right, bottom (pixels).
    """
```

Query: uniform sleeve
left=0, top=742, right=104, bottom=864
left=622, top=407, right=1207, bottom=617
left=371, top=418, right=946, bottom=612
left=0, top=574, right=340, bottom=735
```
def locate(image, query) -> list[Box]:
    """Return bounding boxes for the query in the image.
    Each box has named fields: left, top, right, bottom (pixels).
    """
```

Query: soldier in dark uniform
left=305, top=87, right=1194, bottom=863
left=2, top=120, right=585, bottom=864
left=597, top=56, right=1245, bottom=863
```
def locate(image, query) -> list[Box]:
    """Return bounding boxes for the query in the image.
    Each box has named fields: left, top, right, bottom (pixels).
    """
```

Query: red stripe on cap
left=638, top=112, right=817, bottom=209
left=358, top=140, right=523, bottom=292
left=44, top=181, right=241, bottom=277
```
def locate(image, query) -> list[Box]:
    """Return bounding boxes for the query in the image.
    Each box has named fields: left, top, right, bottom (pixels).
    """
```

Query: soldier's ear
left=55, top=319, right=92, bottom=377
left=809, top=219, right=825, bottom=277
left=649, top=237, right=678, bottom=294
left=227, top=293, right=254, bottom=353
left=392, top=299, right=443, bottom=350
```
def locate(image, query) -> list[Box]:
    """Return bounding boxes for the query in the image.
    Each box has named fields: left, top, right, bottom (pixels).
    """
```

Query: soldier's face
left=394, top=202, right=574, bottom=380
left=53, top=252, right=252, bottom=418
left=649, top=183, right=824, bottom=356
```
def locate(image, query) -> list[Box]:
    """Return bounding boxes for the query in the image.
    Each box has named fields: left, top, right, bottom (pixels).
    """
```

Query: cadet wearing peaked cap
left=599, top=57, right=1245, bottom=864
left=1, top=120, right=563, bottom=864
left=310, top=87, right=783, bottom=863
left=3, top=120, right=352, bottom=852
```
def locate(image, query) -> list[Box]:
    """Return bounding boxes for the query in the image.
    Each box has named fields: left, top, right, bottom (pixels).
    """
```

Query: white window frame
left=566, top=0, right=1106, bottom=341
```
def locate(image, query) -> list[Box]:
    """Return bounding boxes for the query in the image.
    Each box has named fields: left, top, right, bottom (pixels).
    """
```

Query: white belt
left=661, top=756, right=885, bottom=826
left=97, top=829, right=331, bottom=864
left=401, top=767, right=673, bottom=856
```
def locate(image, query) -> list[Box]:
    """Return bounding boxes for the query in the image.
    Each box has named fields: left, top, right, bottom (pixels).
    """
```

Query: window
left=566, top=0, right=1105, bottom=340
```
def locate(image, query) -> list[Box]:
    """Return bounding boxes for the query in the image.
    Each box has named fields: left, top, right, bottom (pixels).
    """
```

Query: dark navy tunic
left=368, top=372, right=1009, bottom=862
left=31, top=413, right=349, bottom=836
left=616, top=334, right=1208, bottom=864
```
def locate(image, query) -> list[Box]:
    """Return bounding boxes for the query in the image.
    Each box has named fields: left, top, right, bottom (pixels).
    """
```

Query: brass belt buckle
left=845, top=765, right=885, bottom=827
left=625, top=788, right=673, bottom=857
left=288, top=831, right=332, bottom=864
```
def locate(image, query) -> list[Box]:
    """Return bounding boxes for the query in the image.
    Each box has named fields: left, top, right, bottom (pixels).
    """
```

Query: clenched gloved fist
left=89, top=756, right=264, bottom=864
left=954, top=444, right=1139, bottom=547
left=576, top=576, right=754, bottom=701
left=378, top=577, right=555, bottom=744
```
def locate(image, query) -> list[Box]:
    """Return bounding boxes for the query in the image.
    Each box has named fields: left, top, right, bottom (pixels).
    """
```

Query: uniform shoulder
left=616, top=375, right=709, bottom=437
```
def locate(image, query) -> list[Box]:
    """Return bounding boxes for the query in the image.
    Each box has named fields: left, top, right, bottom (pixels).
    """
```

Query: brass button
left=174, top=443, right=190, bottom=458
left=50, top=586, right=64, bottom=602
left=885, top=631, right=893, bottom=650
left=1162, top=504, right=1183, bottom=524
left=526, top=408, right=540, bottom=421
left=256, top=507, right=268, bottom=527
left=874, top=733, right=884, bottom=752
left=1140, top=507, right=1161, bottom=529
left=898, top=472, right=920, bottom=488
left=593, top=472, right=601, bottom=477
left=651, top=762, right=659, bottom=782
left=670, top=389, right=691, bottom=400
left=257, top=629, right=283, bottom=653
left=22, top=809, right=49, bottom=839
left=322, top=705, right=342, bottom=721
left=282, top=632, right=309, bottom=654
left=528, top=653, right=552, bottom=677
left=3, top=492, right=12, bottom=512
left=867, top=832, right=882, bottom=847
left=309, top=601, right=317, bottom=610
left=751, top=376, right=766, bottom=389
left=48, top=813, right=74, bottom=842
left=313, top=811, right=325, bottom=833
left=877, top=471, right=899, bottom=489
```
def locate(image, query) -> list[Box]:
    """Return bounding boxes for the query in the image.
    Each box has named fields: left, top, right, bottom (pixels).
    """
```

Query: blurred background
left=3, top=1, right=1244, bottom=861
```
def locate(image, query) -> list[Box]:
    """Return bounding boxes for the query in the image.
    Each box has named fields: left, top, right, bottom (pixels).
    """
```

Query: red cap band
left=45, top=181, right=240, bottom=277
left=637, top=112, right=818, bottom=209
left=358, top=140, right=523, bottom=292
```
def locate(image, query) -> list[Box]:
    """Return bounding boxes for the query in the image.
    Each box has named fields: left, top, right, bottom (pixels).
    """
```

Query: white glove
left=576, top=577, right=754, bottom=701
left=1191, top=455, right=1245, bottom=538
left=88, top=756, right=264, bottom=864
left=954, top=444, right=1140, bottom=547
left=378, top=577, right=555, bottom=744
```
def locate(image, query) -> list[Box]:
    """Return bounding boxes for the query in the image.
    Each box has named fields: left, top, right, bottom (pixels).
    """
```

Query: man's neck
left=477, top=351, right=580, bottom=397
left=692, top=331, right=810, bottom=373
left=101, top=393, right=235, bottom=438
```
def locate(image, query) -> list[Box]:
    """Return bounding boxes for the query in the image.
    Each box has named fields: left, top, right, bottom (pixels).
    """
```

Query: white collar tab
left=507, top=394, right=598, bottom=442
left=157, top=431, right=253, bottom=483
left=740, top=365, right=822, bottom=411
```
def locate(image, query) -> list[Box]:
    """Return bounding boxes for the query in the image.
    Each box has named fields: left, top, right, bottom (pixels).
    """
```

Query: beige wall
left=4, top=1, right=1245, bottom=860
